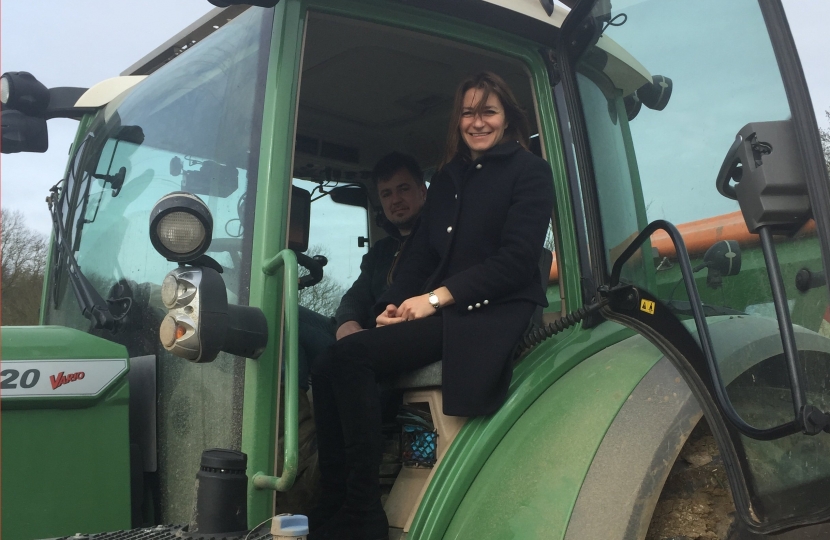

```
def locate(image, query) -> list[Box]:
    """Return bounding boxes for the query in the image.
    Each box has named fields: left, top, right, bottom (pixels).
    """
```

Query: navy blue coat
left=377, top=140, right=555, bottom=416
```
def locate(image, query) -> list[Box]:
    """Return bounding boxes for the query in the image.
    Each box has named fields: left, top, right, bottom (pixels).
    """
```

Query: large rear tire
left=647, top=419, right=830, bottom=540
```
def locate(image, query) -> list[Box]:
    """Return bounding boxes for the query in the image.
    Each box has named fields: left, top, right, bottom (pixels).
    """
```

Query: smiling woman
left=308, top=71, right=554, bottom=539
left=441, top=72, right=531, bottom=166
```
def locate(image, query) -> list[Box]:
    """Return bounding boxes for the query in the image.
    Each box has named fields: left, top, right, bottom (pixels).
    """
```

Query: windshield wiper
left=47, top=182, right=117, bottom=331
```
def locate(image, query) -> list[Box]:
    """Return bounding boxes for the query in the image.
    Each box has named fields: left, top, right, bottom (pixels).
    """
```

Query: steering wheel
left=296, top=251, right=328, bottom=290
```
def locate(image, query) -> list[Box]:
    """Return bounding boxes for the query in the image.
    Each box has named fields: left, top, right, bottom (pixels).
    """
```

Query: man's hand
left=376, top=304, right=404, bottom=327
left=336, top=320, right=364, bottom=341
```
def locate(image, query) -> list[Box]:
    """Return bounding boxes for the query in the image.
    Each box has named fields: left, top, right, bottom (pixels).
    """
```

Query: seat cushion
left=395, top=360, right=442, bottom=389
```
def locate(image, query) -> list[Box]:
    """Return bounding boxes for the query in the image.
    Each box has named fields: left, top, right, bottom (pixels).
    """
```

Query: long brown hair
left=439, top=71, right=531, bottom=168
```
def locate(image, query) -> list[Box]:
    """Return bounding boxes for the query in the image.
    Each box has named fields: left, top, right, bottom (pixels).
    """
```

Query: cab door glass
left=292, top=178, right=369, bottom=316
left=572, top=0, right=830, bottom=529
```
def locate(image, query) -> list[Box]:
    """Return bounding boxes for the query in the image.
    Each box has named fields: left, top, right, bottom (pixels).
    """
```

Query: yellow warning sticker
left=640, top=299, right=656, bottom=315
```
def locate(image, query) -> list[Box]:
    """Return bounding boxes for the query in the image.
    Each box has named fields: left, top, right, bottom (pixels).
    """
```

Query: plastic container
left=270, top=514, right=309, bottom=540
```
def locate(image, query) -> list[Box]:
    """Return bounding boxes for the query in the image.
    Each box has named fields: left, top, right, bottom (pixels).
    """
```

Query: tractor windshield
left=570, top=0, right=830, bottom=531
left=43, top=8, right=274, bottom=522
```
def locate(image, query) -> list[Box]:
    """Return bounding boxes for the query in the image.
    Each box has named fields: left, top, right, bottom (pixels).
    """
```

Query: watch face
left=429, top=293, right=439, bottom=307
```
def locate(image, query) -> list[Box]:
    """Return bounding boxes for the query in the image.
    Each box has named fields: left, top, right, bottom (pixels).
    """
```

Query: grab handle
left=254, top=249, right=299, bottom=491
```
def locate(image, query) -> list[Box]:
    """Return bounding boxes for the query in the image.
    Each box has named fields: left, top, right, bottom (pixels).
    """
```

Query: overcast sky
left=1, top=0, right=828, bottom=237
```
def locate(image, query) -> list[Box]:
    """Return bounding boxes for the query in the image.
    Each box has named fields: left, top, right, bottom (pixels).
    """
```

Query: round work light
left=1, top=77, right=10, bottom=105
left=150, top=192, right=214, bottom=262
left=0, top=72, right=50, bottom=116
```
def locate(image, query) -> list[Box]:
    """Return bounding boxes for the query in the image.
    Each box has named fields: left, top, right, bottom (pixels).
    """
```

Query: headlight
left=149, top=191, right=213, bottom=262
left=0, top=72, right=50, bottom=116
left=1, top=76, right=10, bottom=105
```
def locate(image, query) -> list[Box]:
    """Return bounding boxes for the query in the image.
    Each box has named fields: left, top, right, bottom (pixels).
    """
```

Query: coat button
left=475, top=303, right=481, bottom=308
left=447, top=226, right=453, bottom=233
left=483, top=300, right=489, bottom=305
left=455, top=194, right=458, bottom=199
left=468, top=305, right=473, bottom=311
left=475, top=163, right=483, bottom=170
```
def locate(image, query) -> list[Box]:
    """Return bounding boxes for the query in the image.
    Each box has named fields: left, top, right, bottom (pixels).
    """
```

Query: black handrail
left=610, top=220, right=801, bottom=440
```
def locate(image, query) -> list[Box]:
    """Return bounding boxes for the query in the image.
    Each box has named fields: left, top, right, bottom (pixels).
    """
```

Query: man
left=297, top=151, right=428, bottom=389
left=334, top=152, right=427, bottom=340
left=279, top=152, right=427, bottom=516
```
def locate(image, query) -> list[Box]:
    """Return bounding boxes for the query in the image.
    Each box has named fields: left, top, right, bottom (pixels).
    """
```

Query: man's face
left=377, top=169, right=427, bottom=232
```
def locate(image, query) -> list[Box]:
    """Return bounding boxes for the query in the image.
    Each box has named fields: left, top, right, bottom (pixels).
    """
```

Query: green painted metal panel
left=1, top=327, right=131, bottom=540
left=2, top=325, right=127, bottom=361
left=409, top=323, right=636, bottom=539
left=442, top=334, right=663, bottom=539
left=2, top=382, right=132, bottom=540
left=243, top=0, right=305, bottom=525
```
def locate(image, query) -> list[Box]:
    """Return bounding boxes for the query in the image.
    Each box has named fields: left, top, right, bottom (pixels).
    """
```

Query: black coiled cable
left=520, top=299, right=609, bottom=353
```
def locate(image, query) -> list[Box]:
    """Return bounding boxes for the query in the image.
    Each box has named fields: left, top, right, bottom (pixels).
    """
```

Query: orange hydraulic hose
left=548, top=211, right=816, bottom=285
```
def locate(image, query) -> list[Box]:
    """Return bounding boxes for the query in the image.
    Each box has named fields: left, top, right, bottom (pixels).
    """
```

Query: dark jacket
left=334, top=223, right=414, bottom=329
left=377, top=140, right=554, bottom=416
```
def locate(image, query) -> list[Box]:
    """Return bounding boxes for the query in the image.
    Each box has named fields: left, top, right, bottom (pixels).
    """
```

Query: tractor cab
left=3, top=0, right=830, bottom=539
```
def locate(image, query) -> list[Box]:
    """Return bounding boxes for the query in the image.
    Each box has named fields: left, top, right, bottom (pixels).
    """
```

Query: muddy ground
left=646, top=421, right=736, bottom=540
left=646, top=421, right=830, bottom=540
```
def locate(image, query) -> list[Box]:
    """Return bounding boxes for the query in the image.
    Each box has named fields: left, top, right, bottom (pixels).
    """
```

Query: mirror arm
left=757, top=226, right=811, bottom=425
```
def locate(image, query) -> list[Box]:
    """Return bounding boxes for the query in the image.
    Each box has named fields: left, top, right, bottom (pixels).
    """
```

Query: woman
left=310, top=71, right=554, bottom=540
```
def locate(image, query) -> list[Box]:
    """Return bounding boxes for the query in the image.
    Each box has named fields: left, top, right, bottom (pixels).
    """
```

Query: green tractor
left=3, top=0, right=830, bottom=538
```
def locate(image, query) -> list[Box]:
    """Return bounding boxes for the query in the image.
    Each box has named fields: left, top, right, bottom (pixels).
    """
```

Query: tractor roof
left=122, top=1, right=574, bottom=77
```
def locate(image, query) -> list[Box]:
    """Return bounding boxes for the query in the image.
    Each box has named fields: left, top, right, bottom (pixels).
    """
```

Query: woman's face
left=459, top=87, right=507, bottom=160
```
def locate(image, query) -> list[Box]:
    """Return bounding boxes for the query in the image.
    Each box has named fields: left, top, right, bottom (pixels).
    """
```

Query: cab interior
left=293, top=12, right=544, bottom=243
left=286, top=12, right=559, bottom=533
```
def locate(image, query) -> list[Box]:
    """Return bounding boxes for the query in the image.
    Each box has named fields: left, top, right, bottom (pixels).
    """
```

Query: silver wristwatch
left=428, top=291, right=441, bottom=310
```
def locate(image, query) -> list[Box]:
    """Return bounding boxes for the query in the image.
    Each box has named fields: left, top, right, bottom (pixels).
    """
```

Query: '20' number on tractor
left=1, top=369, right=41, bottom=389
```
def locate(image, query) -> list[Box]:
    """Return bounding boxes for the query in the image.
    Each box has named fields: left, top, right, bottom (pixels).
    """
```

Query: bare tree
left=1, top=209, right=48, bottom=325
left=298, top=245, right=346, bottom=317
left=820, top=109, right=830, bottom=174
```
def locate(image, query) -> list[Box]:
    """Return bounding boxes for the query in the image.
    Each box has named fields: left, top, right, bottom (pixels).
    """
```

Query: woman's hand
left=396, top=294, right=437, bottom=321
left=396, top=287, right=455, bottom=321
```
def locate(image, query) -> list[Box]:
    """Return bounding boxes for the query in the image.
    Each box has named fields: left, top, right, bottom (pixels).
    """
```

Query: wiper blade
left=47, top=185, right=117, bottom=331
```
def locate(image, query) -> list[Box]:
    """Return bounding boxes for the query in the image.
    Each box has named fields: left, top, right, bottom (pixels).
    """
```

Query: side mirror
left=637, top=75, right=672, bottom=111
left=289, top=186, right=311, bottom=252
left=695, top=240, right=741, bottom=289
left=1, top=109, right=48, bottom=153
left=329, top=184, right=369, bottom=209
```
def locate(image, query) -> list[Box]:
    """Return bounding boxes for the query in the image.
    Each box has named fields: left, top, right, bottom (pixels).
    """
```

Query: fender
left=566, top=314, right=830, bottom=539
left=409, top=322, right=650, bottom=539
left=435, top=331, right=664, bottom=539
left=421, top=315, right=830, bottom=540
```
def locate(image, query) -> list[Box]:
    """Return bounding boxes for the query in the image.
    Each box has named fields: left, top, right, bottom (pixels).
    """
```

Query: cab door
left=558, top=0, right=830, bottom=533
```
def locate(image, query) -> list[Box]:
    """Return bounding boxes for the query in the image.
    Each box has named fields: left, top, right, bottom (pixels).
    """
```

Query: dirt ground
left=645, top=420, right=830, bottom=540
left=647, top=421, right=737, bottom=540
